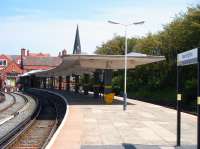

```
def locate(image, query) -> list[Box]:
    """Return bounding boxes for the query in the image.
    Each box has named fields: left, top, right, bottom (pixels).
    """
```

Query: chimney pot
left=21, top=48, right=26, bottom=57
left=62, top=49, right=67, bottom=56
left=27, top=50, right=30, bottom=56
left=58, top=52, right=61, bottom=57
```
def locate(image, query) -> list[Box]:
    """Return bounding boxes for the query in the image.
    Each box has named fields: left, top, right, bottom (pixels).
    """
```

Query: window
left=0, top=59, right=7, bottom=66
left=17, top=60, right=21, bottom=64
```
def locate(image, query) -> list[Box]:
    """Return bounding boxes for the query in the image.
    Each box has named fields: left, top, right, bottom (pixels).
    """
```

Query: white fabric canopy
left=20, top=69, right=47, bottom=77
left=34, top=54, right=165, bottom=77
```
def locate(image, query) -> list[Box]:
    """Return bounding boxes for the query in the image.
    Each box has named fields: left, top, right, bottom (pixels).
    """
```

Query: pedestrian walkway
left=48, top=90, right=197, bottom=149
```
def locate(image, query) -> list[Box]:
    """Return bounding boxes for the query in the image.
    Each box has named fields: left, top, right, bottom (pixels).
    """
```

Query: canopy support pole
left=83, top=74, right=89, bottom=95
left=66, top=76, right=70, bottom=91
left=59, top=76, right=62, bottom=90
left=43, top=77, right=46, bottom=89
left=75, top=75, right=79, bottom=93
left=197, top=49, right=200, bottom=149
left=104, top=69, right=112, bottom=99
left=94, top=70, right=101, bottom=98
left=176, top=66, right=181, bottom=146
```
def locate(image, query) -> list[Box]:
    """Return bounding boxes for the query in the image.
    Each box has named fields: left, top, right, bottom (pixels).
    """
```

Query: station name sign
left=177, top=48, right=199, bottom=66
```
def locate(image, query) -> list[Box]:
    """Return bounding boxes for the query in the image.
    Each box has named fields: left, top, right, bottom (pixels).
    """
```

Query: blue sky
left=0, top=0, right=199, bottom=55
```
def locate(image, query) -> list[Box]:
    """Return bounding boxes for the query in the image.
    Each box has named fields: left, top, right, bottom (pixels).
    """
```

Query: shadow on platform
left=51, top=89, right=135, bottom=106
left=81, top=144, right=196, bottom=149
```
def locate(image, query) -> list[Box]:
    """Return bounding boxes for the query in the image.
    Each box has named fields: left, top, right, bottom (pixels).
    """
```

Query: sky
left=0, top=0, right=199, bottom=56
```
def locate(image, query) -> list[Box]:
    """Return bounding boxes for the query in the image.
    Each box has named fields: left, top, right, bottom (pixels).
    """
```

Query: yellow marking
left=104, top=85, right=112, bottom=89
left=197, top=97, right=200, bottom=105
left=177, top=94, right=182, bottom=101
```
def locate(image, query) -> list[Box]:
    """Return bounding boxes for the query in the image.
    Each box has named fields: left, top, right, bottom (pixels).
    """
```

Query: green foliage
left=134, top=33, right=161, bottom=55
left=95, top=5, right=200, bottom=109
left=184, top=78, right=197, bottom=99
left=95, top=36, right=137, bottom=55
left=112, top=70, right=124, bottom=95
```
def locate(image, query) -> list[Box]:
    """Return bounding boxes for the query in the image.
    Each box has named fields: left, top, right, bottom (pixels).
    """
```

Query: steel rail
left=0, top=90, right=67, bottom=149
left=0, top=91, right=5, bottom=103
left=0, top=92, right=16, bottom=113
left=41, top=93, right=60, bottom=149
left=6, top=90, right=65, bottom=149
left=0, top=92, right=29, bottom=126
left=0, top=93, right=40, bottom=149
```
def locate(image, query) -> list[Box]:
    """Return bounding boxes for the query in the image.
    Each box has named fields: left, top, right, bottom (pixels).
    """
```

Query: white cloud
left=0, top=3, right=193, bottom=56
left=0, top=18, right=150, bottom=55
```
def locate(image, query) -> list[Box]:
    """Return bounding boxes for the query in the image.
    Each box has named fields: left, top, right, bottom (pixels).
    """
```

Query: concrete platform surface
left=81, top=144, right=196, bottom=149
left=48, top=90, right=197, bottom=149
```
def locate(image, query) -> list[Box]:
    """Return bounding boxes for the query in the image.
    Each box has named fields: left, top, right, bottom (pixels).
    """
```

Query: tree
left=95, top=36, right=137, bottom=55
left=95, top=5, right=200, bottom=111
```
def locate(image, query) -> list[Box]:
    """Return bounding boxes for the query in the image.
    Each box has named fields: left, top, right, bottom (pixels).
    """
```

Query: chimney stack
left=27, top=50, right=30, bottom=56
left=21, top=48, right=26, bottom=57
left=62, top=49, right=67, bottom=56
left=20, top=48, right=26, bottom=70
left=58, top=52, right=61, bottom=57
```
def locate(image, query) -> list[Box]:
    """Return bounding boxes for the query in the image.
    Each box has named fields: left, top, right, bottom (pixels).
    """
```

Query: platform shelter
left=20, top=53, right=165, bottom=103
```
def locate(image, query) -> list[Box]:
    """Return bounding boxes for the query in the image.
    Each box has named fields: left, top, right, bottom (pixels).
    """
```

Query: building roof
left=28, top=53, right=50, bottom=57
left=10, top=55, right=20, bottom=61
left=23, top=56, right=62, bottom=66
left=1, top=61, right=23, bottom=74
left=24, top=65, right=56, bottom=70
left=0, top=55, right=20, bottom=62
left=0, top=54, right=12, bottom=60
left=0, top=55, right=13, bottom=69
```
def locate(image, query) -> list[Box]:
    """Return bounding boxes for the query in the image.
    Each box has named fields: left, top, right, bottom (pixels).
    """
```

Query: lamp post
left=108, top=20, right=144, bottom=110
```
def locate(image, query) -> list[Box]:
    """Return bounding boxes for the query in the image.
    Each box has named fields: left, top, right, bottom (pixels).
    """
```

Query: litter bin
left=104, top=93, right=115, bottom=104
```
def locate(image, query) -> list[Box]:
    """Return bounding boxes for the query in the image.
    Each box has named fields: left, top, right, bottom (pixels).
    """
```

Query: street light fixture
left=108, top=20, right=145, bottom=111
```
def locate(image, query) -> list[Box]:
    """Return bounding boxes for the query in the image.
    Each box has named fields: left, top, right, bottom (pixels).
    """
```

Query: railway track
left=0, top=92, right=5, bottom=103
left=0, top=93, right=16, bottom=113
left=0, top=92, right=37, bottom=148
left=0, top=92, right=28, bottom=126
left=5, top=89, right=66, bottom=149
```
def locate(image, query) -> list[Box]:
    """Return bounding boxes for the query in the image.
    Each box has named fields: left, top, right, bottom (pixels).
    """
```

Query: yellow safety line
left=177, top=94, right=182, bottom=101
left=197, top=97, right=200, bottom=105
left=104, top=85, right=112, bottom=89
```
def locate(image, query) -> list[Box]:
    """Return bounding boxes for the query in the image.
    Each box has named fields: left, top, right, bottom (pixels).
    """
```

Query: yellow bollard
left=104, top=93, right=115, bottom=104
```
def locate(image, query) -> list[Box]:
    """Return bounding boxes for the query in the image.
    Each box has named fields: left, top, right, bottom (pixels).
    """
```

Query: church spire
left=73, top=25, right=81, bottom=54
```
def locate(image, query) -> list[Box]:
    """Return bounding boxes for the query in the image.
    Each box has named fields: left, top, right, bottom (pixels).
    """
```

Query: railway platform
left=45, top=89, right=197, bottom=149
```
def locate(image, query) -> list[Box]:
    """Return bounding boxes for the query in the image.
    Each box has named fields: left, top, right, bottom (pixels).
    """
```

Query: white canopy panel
left=35, top=54, right=165, bottom=77
left=20, top=69, right=47, bottom=77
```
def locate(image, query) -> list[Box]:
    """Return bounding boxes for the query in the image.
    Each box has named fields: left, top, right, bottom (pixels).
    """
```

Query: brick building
left=21, top=48, right=62, bottom=71
left=0, top=54, right=22, bottom=89
left=0, top=49, right=62, bottom=90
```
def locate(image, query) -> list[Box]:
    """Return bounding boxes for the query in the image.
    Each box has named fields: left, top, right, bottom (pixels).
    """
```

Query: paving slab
left=81, top=145, right=196, bottom=149
left=48, top=90, right=197, bottom=149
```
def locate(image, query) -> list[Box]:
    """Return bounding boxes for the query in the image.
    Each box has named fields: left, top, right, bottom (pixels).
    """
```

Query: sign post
left=176, top=66, right=181, bottom=146
left=197, top=49, right=200, bottom=149
left=177, top=48, right=199, bottom=148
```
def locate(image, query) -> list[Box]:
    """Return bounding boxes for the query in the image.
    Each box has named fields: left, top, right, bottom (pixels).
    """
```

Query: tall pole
left=108, top=20, right=144, bottom=111
left=124, top=26, right=127, bottom=111
left=197, top=48, right=200, bottom=149
left=176, top=66, right=181, bottom=146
